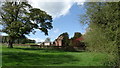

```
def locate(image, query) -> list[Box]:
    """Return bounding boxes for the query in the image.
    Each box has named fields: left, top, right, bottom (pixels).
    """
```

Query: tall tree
left=0, top=1, right=53, bottom=48
left=69, top=32, right=82, bottom=47
left=59, top=32, right=69, bottom=46
left=80, top=2, right=120, bottom=66
left=73, top=32, right=82, bottom=39
left=44, top=37, right=51, bottom=42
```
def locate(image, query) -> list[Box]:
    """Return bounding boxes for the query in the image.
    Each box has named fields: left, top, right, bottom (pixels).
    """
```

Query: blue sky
left=26, top=3, right=88, bottom=42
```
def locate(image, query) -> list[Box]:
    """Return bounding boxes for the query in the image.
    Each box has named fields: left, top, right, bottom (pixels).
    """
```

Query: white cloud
left=77, top=2, right=84, bottom=5
left=28, top=0, right=85, bottom=19
left=29, top=1, right=73, bottom=19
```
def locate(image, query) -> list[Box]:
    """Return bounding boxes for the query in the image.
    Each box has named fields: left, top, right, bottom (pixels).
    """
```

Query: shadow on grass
left=2, top=51, right=79, bottom=66
left=15, top=47, right=44, bottom=50
left=14, top=47, right=85, bottom=52
left=15, top=47, right=66, bottom=53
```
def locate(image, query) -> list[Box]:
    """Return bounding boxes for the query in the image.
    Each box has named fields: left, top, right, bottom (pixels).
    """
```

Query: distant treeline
left=1, top=36, right=35, bottom=44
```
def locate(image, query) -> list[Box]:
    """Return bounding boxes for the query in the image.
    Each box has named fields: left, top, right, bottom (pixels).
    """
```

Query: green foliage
left=44, top=37, right=51, bottom=42
left=29, top=8, right=53, bottom=35
left=17, top=38, right=35, bottom=44
left=69, top=32, right=82, bottom=46
left=59, top=32, right=69, bottom=46
left=1, top=36, right=35, bottom=44
left=73, top=32, right=82, bottom=39
left=0, top=1, right=53, bottom=47
left=81, top=2, right=120, bottom=66
left=1, top=36, right=8, bottom=43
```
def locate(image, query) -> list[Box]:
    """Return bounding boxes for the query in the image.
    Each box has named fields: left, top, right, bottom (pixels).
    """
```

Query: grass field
left=1, top=45, right=111, bottom=66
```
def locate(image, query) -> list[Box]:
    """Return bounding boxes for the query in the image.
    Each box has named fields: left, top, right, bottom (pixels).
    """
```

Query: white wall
left=44, top=42, right=50, bottom=46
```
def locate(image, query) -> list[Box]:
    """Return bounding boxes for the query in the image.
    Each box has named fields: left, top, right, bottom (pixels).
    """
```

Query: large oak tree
left=0, top=1, right=53, bottom=48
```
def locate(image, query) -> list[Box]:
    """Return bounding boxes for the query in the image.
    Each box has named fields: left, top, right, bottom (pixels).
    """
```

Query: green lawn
left=1, top=45, right=110, bottom=66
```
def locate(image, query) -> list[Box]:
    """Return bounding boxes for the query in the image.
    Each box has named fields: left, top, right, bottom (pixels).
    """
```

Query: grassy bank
left=2, top=45, right=110, bottom=66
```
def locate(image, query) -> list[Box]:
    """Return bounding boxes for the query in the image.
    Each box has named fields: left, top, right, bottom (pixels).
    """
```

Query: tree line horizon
left=1, top=32, right=83, bottom=43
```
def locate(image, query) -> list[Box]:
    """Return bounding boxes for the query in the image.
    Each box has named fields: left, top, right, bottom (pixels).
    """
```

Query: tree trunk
left=8, top=39, right=13, bottom=48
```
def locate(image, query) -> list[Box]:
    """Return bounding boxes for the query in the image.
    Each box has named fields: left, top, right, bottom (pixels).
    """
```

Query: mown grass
left=1, top=45, right=110, bottom=66
left=0, top=44, right=2, bottom=67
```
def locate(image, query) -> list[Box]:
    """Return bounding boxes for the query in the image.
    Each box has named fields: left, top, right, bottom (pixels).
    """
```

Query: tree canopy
left=80, top=2, right=120, bottom=66
left=44, top=37, right=51, bottom=42
left=59, top=32, right=69, bottom=46
left=73, top=32, right=82, bottom=40
left=0, top=1, right=53, bottom=48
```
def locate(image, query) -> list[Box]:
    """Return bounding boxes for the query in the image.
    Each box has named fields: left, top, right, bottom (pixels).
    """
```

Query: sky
left=26, top=1, right=88, bottom=42
left=0, top=0, right=89, bottom=42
